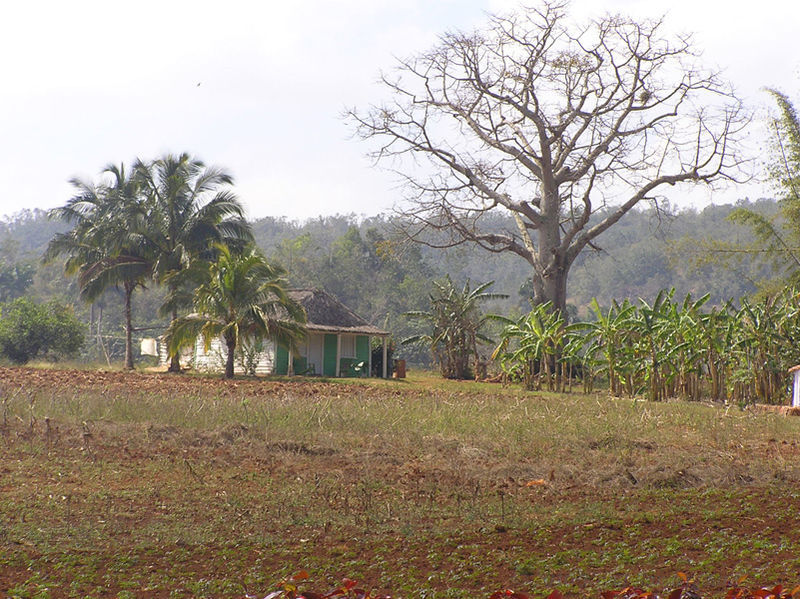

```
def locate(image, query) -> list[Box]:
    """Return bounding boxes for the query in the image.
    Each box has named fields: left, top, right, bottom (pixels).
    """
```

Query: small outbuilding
left=148, top=288, right=391, bottom=378
left=789, top=364, right=800, bottom=408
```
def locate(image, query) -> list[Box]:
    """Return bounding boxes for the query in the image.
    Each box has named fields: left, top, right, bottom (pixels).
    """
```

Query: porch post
left=288, top=346, right=294, bottom=377
left=382, top=337, right=388, bottom=379
left=335, top=334, right=342, bottom=377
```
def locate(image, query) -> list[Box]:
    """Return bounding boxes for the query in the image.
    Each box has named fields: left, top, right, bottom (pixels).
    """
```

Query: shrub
left=0, top=297, right=85, bottom=364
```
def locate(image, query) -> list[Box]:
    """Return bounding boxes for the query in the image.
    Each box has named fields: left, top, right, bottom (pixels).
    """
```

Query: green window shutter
left=275, top=343, right=289, bottom=375
left=323, top=334, right=338, bottom=377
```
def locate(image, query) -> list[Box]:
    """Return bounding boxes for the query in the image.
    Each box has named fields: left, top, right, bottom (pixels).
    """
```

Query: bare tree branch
left=347, top=1, right=749, bottom=315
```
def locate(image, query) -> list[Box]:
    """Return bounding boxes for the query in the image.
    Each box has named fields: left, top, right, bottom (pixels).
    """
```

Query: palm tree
left=45, top=164, right=152, bottom=369
left=404, top=277, right=506, bottom=379
left=165, top=244, right=306, bottom=378
left=132, top=153, right=253, bottom=372
left=724, top=90, right=800, bottom=289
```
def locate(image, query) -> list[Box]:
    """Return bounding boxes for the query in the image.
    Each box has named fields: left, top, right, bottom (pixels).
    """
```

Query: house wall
left=192, top=337, right=276, bottom=375
left=157, top=340, right=194, bottom=369
left=157, top=331, right=383, bottom=377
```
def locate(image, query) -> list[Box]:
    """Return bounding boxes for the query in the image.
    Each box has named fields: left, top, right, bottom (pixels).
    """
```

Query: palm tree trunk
left=225, top=336, right=236, bottom=379
left=168, top=308, right=181, bottom=373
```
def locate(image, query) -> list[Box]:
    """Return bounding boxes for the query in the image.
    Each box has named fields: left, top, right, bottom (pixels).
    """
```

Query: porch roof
left=287, top=288, right=390, bottom=337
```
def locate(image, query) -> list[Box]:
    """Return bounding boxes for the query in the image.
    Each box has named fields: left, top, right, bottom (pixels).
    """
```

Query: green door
left=323, top=334, right=337, bottom=377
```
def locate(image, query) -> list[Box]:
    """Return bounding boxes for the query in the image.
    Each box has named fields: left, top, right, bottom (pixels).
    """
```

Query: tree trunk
left=539, top=268, right=568, bottom=319
left=124, top=282, right=134, bottom=370
left=531, top=178, right=571, bottom=319
left=225, top=336, right=236, bottom=379
left=168, top=308, right=181, bottom=373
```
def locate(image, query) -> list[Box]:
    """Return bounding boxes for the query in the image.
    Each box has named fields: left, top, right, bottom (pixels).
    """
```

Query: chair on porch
left=340, top=357, right=367, bottom=377
left=292, top=357, right=316, bottom=376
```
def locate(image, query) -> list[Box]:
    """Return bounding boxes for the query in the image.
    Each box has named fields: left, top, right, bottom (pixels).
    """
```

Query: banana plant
left=492, top=302, right=565, bottom=391
left=404, top=277, right=507, bottom=379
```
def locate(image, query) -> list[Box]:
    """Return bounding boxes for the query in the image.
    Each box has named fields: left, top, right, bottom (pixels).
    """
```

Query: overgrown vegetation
left=0, top=201, right=776, bottom=369
left=403, top=277, right=506, bottom=379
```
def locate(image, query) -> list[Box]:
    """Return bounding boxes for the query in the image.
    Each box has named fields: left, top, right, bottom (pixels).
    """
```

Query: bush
left=0, top=297, right=85, bottom=364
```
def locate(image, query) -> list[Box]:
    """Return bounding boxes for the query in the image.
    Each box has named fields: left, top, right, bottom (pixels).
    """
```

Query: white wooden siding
left=159, top=337, right=275, bottom=375
left=192, top=338, right=276, bottom=375
left=340, top=334, right=356, bottom=358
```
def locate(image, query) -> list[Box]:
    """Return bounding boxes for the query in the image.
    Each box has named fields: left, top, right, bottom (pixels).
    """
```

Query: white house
left=147, top=288, right=391, bottom=377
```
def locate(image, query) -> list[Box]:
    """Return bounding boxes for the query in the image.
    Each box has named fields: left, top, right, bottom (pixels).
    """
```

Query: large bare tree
left=349, top=2, right=748, bottom=316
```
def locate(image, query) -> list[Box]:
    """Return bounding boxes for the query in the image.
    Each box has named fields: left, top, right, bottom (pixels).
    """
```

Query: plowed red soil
left=0, top=365, right=349, bottom=397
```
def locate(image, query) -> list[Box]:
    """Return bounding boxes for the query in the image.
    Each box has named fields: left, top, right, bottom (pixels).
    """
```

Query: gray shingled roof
left=287, top=289, right=389, bottom=336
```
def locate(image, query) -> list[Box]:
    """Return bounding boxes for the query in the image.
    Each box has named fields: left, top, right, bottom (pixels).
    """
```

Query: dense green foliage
left=493, top=302, right=570, bottom=392
left=0, top=297, right=84, bottom=363
left=0, top=262, right=34, bottom=302
left=496, top=287, right=800, bottom=404
left=42, top=155, right=253, bottom=370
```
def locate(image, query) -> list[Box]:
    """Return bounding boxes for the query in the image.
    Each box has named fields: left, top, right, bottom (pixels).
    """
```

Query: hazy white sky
left=0, top=0, right=797, bottom=223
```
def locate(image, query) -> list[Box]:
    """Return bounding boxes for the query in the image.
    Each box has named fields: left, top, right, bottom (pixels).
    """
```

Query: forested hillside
left=0, top=200, right=776, bottom=364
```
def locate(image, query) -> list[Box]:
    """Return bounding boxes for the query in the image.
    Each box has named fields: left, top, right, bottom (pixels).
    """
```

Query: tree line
left=0, top=199, right=780, bottom=368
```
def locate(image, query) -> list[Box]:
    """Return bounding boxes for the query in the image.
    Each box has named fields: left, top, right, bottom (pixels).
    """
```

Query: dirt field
left=2, top=366, right=800, bottom=598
